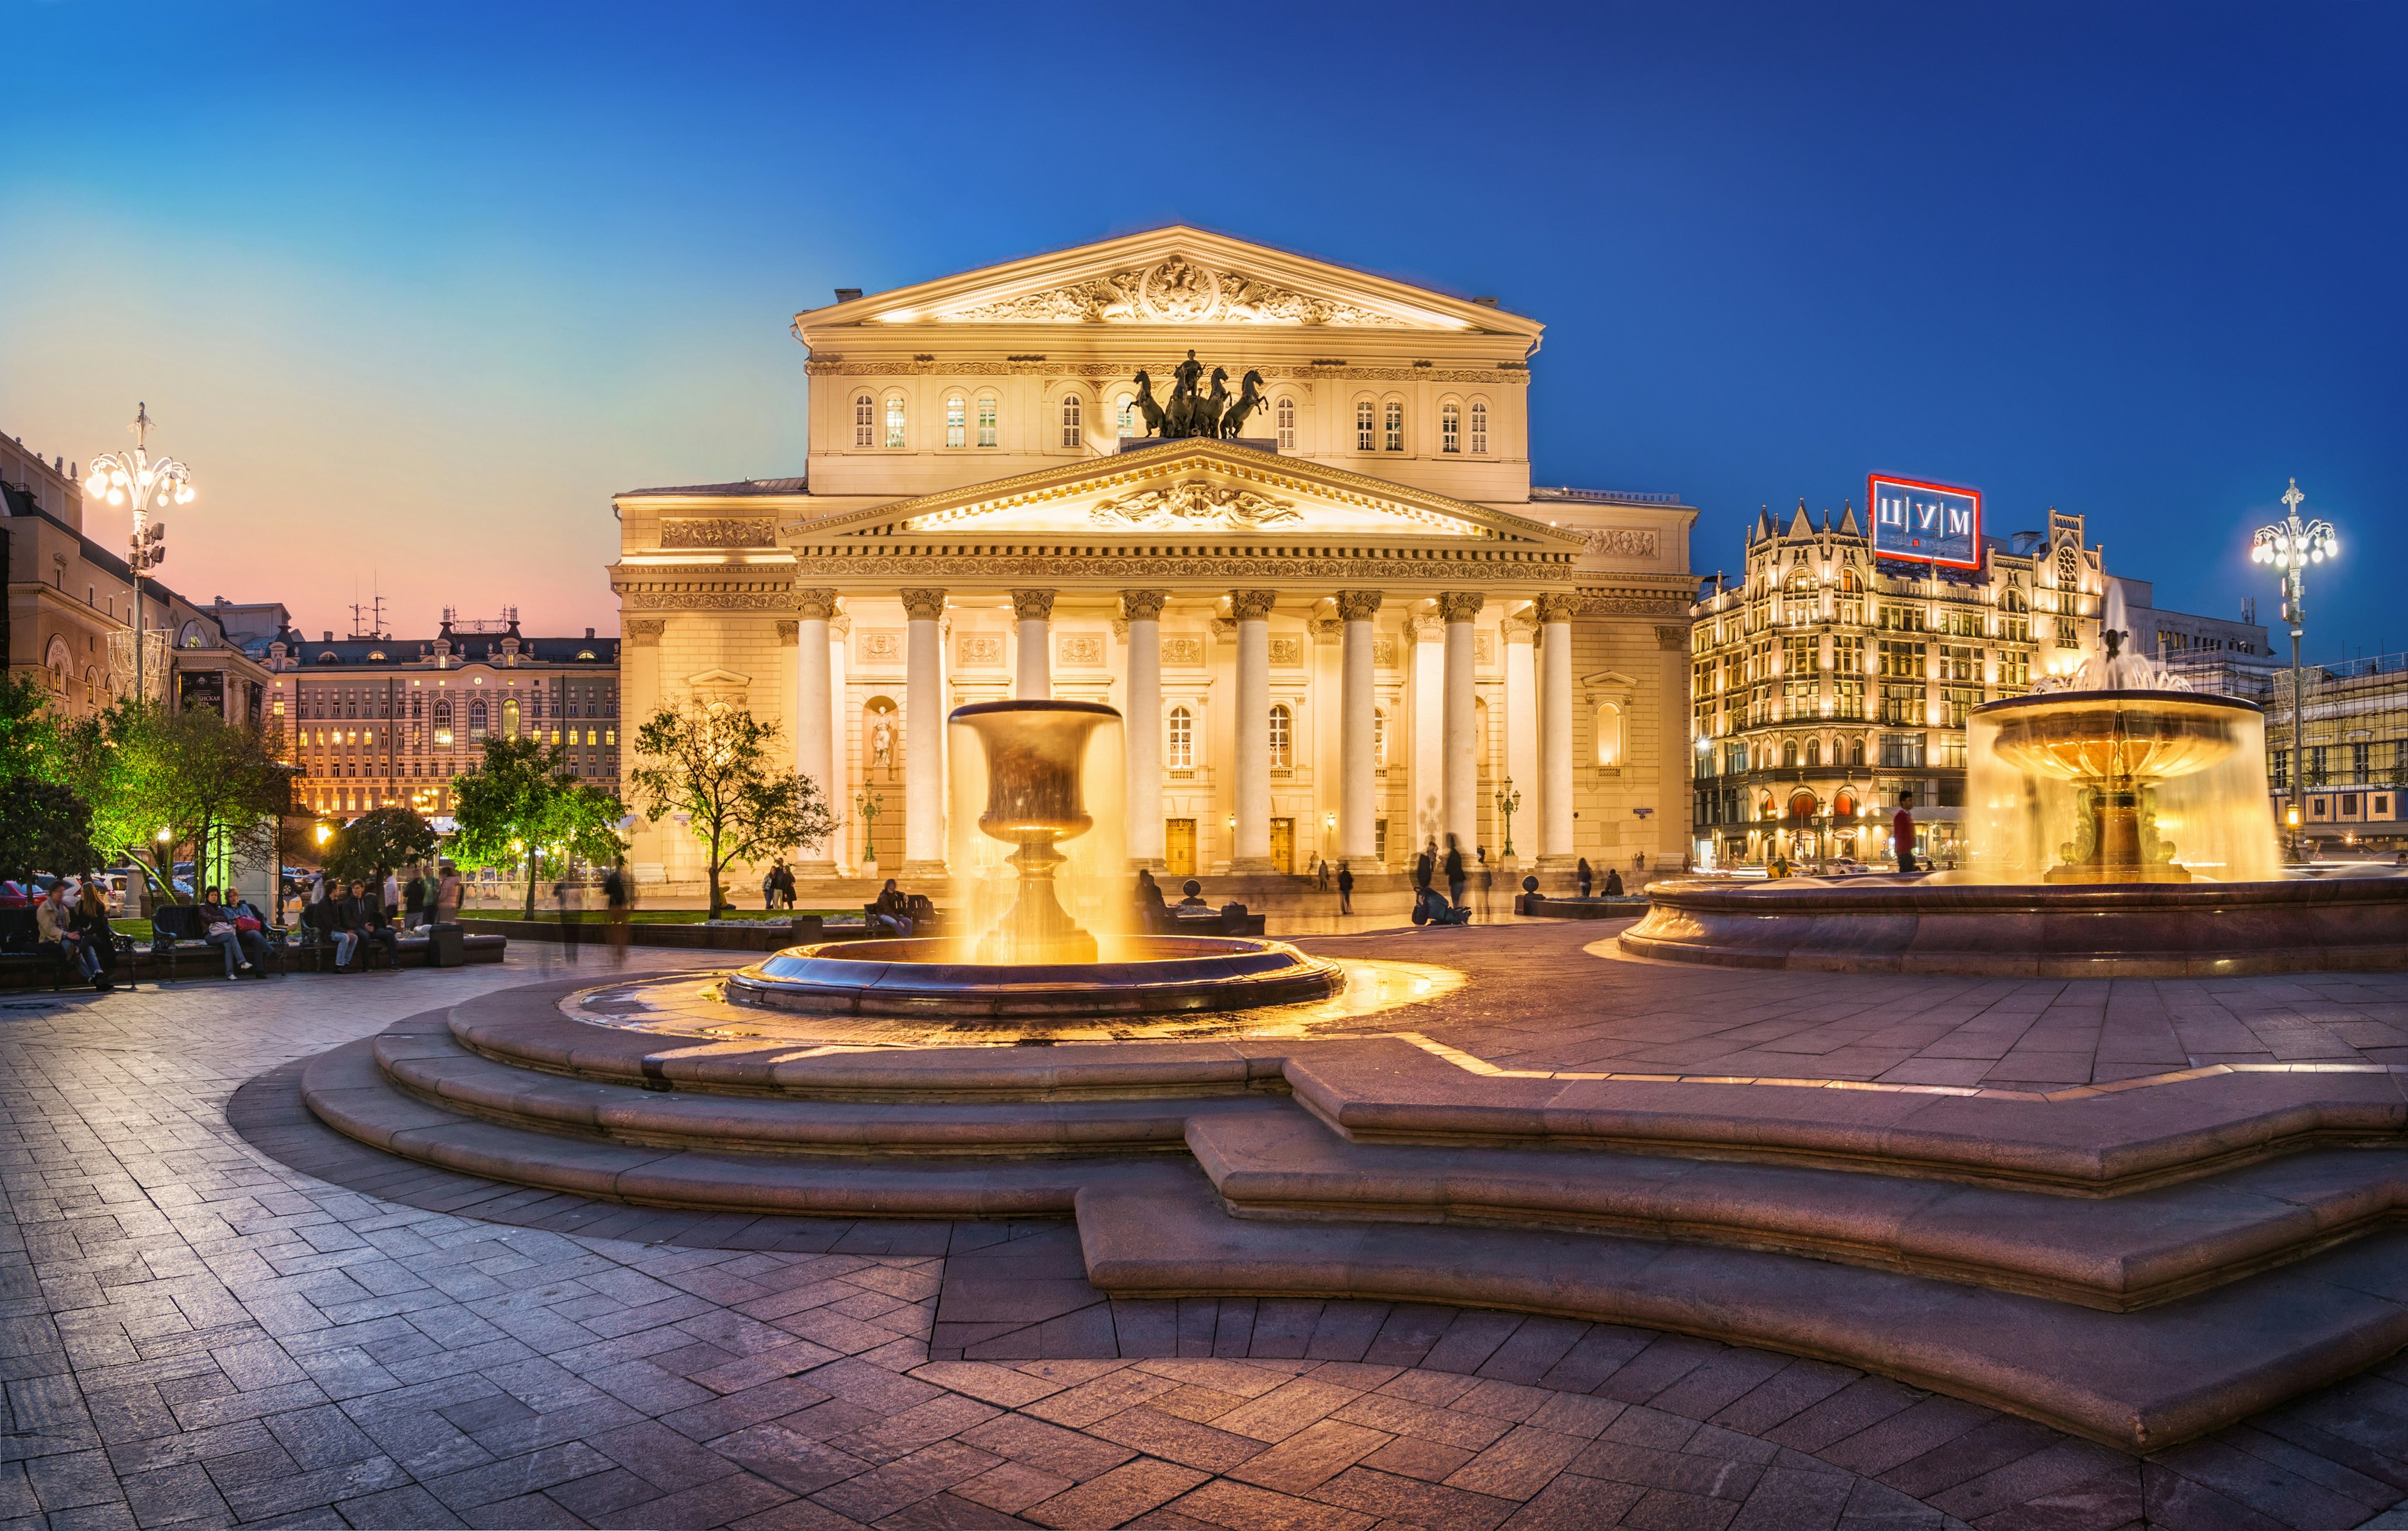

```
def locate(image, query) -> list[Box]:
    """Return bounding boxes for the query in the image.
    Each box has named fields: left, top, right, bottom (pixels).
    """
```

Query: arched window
left=945, top=394, right=966, bottom=449
left=1469, top=399, right=1489, bottom=455
left=1373, top=707, right=1388, bottom=766
left=1275, top=397, right=1296, bottom=450
left=43, top=635, right=70, bottom=694
left=976, top=394, right=998, bottom=448
left=468, top=698, right=488, bottom=737
left=1441, top=402, right=1461, bottom=454
left=1781, top=739, right=1798, bottom=769
left=853, top=394, right=874, bottom=448
left=1788, top=791, right=1817, bottom=822
left=1594, top=702, right=1624, bottom=767
left=502, top=698, right=520, bottom=735
left=2000, top=587, right=2026, bottom=612
left=1355, top=400, right=1376, bottom=452
left=1116, top=393, right=1136, bottom=438
left=1834, top=791, right=1856, bottom=819
left=2056, top=545, right=2078, bottom=589
left=1805, top=738, right=1822, bottom=767
left=1842, top=567, right=1863, bottom=594
left=1060, top=394, right=1082, bottom=448
left=883, top=395, right=907, bottom=449
left=1383, top=400, right=1403, bottom=452
left=1849, top=736, right=1866, bottom=767
left=1166, top=705, right=1193, bottom=770
left=1268, top=704, right=1292, bottom=768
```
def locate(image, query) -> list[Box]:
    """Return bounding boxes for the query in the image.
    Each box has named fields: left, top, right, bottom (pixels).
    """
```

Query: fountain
left=725, top=700, right=1344, bottom=1019
left=1622, top=596, right=2408, bottom=976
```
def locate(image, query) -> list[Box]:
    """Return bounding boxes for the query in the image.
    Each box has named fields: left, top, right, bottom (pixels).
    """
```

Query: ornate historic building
left=610, top=228, right=1696, bottom=890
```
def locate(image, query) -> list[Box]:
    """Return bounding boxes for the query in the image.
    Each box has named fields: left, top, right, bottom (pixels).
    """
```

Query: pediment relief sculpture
left=1089, top=479, right=1301, bottom=530
left=944, top=255, right=1408, bottom=328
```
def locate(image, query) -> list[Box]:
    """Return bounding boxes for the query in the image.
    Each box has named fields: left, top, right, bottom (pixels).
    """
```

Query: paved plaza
left=8, top=935, right=2408, bottom=1528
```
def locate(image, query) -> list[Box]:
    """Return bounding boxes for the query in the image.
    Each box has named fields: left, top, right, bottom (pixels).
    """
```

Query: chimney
left=586, top=627, right=595, bottom=639
left=1471, top=296, right=1500, bottom=308
left=323, top=630, right=334, bottom=642
left=833, top=287, right=863, bottom=302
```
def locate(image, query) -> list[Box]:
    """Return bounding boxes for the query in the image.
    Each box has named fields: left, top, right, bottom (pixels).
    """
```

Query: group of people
left=33, top=878, right=123, bottom=990
left=302, top=861, right=463, bottom=972
left=1571, top=859, right=1628, bottom=898
left=761, top=863, right=798, bottom=909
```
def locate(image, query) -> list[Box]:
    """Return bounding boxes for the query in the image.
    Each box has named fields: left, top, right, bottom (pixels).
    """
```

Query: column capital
left=1010, top=589, right=1056, bottom=621
left=1502, top=611, right=1539, bottom=639
left=1656, top=623, right=1691, bottom=650
left=795, top=588, right=840, bottom=621
left=1438, top=591, right=1485, bottom=624
left=1119, top=589, right=1170, bottom=622
left=776, top=621, right=799, bottom=646
left=1535, top=592, right=1580, bottom=624
left=1334, top=589, right=1383, bottom=623
left=1409, top=613, right=1445, bottom=642
left=624, top=619, right=664, bottom=646
left=899, top=588, right=947, bottom=621
left=1229, top=589, right=1279, bottom=622
left=1312, top=619, right=1343, bottom=646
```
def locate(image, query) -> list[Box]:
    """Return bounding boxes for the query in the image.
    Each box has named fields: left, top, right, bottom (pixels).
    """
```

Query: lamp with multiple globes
left=82, top=404, right=194, bottom=708
left=2250, top=478, right=2341, bottom=861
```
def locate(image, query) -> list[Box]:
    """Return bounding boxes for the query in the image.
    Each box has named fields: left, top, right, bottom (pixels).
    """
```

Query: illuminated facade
left=611, top=227, right=1699, bottom=894
left=1689, top=503, right=2106, bottom=867
left=261, top=618, right=620, bottom=819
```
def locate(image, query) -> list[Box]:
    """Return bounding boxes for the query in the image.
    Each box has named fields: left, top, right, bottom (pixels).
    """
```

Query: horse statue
left=1219, top=371, right=1267, bottom=438
left=1129, top=371, right=1168, bottom=437
left=1197, top=367, right=1229, bottom=438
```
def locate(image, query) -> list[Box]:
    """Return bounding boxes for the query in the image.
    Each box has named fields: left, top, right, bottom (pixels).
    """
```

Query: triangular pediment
left=797, top=226, right=1540, bottom=339
left=791, top=440, right=1583, bottom=548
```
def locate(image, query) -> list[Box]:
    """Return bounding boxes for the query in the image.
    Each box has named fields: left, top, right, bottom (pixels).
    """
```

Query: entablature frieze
left=803, top=359, right=1528, bottom=387
left=783, top=551, right=1574, bottom=588
left=611, top=563, right=803, bottom=612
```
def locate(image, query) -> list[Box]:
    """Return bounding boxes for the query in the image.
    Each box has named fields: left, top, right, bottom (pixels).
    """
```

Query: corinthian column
left=1122, top=590, right=1168, bottom=870
left=900, top=588, right=949, bottom=876
left=795, top=588, right=839, bottom=876
left=1229, top=589, right=1277, bottom=874
left=1336, top=590, right=1381, bottom=863
left=1537, top=592, right=1577, bottom=875
left=1012, top=589, right=1055, bottom=700
left=1439, top=591, right=1483, bottom=853
left=1503, top=608, right=1539, bottom=863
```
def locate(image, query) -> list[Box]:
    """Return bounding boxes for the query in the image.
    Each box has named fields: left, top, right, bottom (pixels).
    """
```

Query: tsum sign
left=1869, top=475, right=1982, bottom=570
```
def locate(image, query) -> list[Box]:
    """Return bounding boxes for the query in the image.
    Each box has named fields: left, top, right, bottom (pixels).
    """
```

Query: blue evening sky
left=1, top=2, right=2399, bottom=653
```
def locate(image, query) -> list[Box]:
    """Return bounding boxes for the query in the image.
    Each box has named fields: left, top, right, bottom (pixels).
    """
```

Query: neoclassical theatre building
left=610, top=228, right=1696, bottom=890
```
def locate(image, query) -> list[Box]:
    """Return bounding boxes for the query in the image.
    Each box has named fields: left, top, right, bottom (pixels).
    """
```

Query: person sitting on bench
left=225, top=893, right=276, bottom=976
left=871, top=878, right=914, bottom=937
left=37, top=881, right=107, bottom=989
left=196, top=888, right=257, bottom=979
left=342, top=881, right=402, bottom=970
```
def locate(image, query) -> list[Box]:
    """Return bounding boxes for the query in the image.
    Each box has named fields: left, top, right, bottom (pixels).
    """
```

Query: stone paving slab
left=1, top=946, right=2405, bottom=1525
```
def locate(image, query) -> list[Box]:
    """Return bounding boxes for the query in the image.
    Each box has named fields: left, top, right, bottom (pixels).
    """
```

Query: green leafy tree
left=0, top=672, right=68, bottom=784
left=0, top=777, right=97, bottom=883
left=48, top=700, right=288, bottom=903
left=628, top=702, right=836, bottom=919
left=324, top=806, right=440, bottom=885
left=449, top=734, right=627, bottom=917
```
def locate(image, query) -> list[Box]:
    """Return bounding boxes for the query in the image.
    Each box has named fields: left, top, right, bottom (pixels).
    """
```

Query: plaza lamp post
left=83, top=405, right=194, bottom=708
left=2251, top=479, right=2340, bottom=862
left=854, top=788, right=885, bottom=873
left=1492, top=776, right=1521, bottom=861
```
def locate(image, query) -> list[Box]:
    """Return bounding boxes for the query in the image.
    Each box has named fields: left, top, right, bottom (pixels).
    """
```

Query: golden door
left=1164, top=819, right=1196, bottom=877
left=1269, top=818, right=1294, bottom=875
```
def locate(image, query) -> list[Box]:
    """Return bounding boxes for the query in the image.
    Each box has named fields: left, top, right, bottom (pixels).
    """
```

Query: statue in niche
left=869, top=715, right=894, bottom=771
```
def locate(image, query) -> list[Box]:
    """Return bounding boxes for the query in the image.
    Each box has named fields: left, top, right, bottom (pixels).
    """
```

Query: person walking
left=1336, top=860, right=1354, bottom=915
left=762, top=865, right=779, bottom=911
left=1443, top=834, right=1467, bottom=912
left=1477, top=860, right=1494, bottom=920
left=774, top=865, right=796, bottom=910
left=1414, top=839, right=1436, bottom=894
left=403, top=863, right=428, bottom=930
left=1893, top=797, right=1918, bottom=875
left=1576, top=857, right=1593, bottom=900
left=382, top=870, right=401, bottom=921
left=603, top=858, right=632, bottom=967
left=554, top=875, right=581, bottom=964
left=435, top=862, right=463, bottom=925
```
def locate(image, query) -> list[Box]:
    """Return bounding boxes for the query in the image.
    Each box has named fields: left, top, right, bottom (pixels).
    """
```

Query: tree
left=0, top=672, right=68, bottom=785
left=0, top=777, right=97, bottom=883
left=629, top=702, right=836, bottom=919
left=449, top=734, right=628, bottom=917
left=324, top=806, right=439, bottom=885
left=49, top=700, right=289, bottom=902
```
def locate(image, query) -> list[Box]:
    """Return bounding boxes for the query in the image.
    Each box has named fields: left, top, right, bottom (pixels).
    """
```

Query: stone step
left=376, top=1022, right=1282, bottom=1159
left=1072, top=1168, right=2408, bottom=1453
left=1187, top=1103, right=2408, bottom=1310
left=303, top=1038, right=1185, bottom=1215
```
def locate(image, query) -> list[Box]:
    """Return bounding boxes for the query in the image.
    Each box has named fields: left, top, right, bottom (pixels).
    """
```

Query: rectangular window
left=1934, top=736, right=1968, bottom=769
left=976, top=397, right=997, bottom=448
left=1725, top=744, right=1748, bottom=776
left=1782, top=679, right=1817, bottom=718
left=1834, top=676, right=1866, bottom=719
left=2353, top=742, right=2371, bottom=783
left=1116, top=394, right=1135, bottom=439
left=1166, top=709, right=1193, bottom=770
left=1783, top=636, right=1817, bottom=676
left=2273, top=749, right=2289, bottom=789
left=1879, top=732, right=1926, bottom=768
left=1879, top=683, right=1923, bottom=726
left=1943, top=687, right=1978, bottom=728
left=1832, top=636, right=1863, bottom=676
left=1999, top=649, right=2031, bottom=688
left=1877, top=640, right=1926, bottom=678
left=2308, top=745, right=2328, bottom=786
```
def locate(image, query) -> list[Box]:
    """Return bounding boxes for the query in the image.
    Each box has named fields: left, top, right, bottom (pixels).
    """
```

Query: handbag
left=206, top=921, right=235, bottom=937
left=234, top=917, right=262, bottom=934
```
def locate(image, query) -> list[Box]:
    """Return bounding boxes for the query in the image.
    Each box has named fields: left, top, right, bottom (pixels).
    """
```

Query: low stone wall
left=1518, top=895, right=1652, bottom=918
left=455, top=917, right=843, bottom=952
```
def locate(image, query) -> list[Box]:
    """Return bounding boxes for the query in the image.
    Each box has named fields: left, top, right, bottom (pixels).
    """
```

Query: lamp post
left=854, top=788, right=885, bottom=872
left=83, top=405, right=194, bottom=708
left=1492, top=776, right=1521, bottom=860
left=2251, top=479, right=2340, bottom=862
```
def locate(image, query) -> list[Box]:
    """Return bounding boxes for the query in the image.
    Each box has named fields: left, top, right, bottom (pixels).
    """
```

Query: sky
left=2, top=2, right=2401, bottom=657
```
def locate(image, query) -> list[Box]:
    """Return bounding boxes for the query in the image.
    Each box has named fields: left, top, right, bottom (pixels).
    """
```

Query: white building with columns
left=609, top=228, right=1696, bottom=892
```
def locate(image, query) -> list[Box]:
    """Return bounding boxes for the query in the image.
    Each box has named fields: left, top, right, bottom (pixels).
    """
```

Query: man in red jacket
left=1893, top=799, right=1918, bottom=875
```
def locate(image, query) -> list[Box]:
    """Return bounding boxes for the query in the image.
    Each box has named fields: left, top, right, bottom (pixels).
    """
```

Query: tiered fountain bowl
left=725, top=700, right=1343, bottom=1021
left=1982, top=690, right=2250, bottom=883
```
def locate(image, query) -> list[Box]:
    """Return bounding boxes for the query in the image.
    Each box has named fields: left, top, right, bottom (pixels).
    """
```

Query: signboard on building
left=177, top=670, right=224, bottom=715
left=1869, top=475, right=1982, bottom=570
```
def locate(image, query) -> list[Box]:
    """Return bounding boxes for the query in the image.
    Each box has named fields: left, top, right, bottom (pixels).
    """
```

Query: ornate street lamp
left=1492, top=776, right=1521, bottom=860
left=854, top=788, right=885, bottom=871
left=2251, top=479, right=2340, bottom=861
left=83, top=404, right=194, bottom=707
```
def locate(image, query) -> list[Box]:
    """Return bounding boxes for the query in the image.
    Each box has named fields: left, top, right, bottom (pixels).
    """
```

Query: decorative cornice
left=660, top=517, right=778, bottom=549
left=786, top=554, right=1574, bottom=586
left=1228, top=589, right=1279, bottom=622
left=1010, top=589, right=1057, bottom=621
left=1437, top=591, right=1486, bottom=623
left=624, top=590, right=795, bottom=611
left=806, top=360, right=1526, bottom=387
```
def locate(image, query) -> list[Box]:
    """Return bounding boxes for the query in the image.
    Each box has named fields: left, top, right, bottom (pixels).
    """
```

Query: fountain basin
left=725, top=935, right=1346, bottom=1019
left=1619, top=875, right=2408, bottom=977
